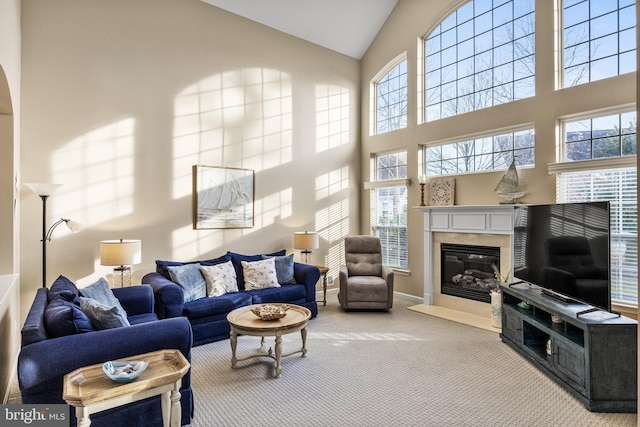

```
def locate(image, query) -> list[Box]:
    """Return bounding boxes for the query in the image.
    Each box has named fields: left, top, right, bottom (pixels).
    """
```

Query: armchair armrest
left=293, top=263, right=320, bottom=303
left=142, top=272, right=185, bottom=318
left=18, top=316, right=192, bottom=403
left=112, top=284, right=154, bottom=316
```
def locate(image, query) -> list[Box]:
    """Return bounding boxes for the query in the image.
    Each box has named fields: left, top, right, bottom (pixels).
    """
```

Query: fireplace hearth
left=441, top=243, right=500, bottom=303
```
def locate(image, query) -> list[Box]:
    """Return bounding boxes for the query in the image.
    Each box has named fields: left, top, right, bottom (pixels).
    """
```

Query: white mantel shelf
left=414, top=205, right=516, bottom=308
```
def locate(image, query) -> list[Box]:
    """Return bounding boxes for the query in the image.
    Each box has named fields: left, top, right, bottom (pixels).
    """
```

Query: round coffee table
left=226, top=304, right=311, bottom=378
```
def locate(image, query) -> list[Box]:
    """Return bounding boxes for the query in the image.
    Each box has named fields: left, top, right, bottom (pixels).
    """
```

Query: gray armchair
left=338, top=236, right=394, bottom=310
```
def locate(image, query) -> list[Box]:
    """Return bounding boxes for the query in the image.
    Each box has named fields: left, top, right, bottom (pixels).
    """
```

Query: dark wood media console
left=499, top=282, right=637, bottom=413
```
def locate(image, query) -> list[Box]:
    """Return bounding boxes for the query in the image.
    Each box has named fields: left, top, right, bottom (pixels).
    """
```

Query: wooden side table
left=315, top=265, right=329, bottom=306
left=63, top=349, right=190, bottom=427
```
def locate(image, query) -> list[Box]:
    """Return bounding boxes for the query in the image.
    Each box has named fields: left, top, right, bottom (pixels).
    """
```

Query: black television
left=512, top=201, right=611, bottom=312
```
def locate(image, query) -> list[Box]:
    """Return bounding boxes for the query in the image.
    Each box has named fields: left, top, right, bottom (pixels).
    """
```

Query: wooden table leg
left=170, top=380, right=182, bottom=427
left=76, top=407, right=91, bottom=427
left=274, top=334, right=283, bottom=378
left=301, top=327, right=308, bottom=357
left=161, top=390, right=170, bottom=427
left=230, top=329, right=238, bottom=368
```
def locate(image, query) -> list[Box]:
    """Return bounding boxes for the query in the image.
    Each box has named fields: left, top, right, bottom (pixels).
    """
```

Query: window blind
left=557, top=167, right=638, bottom=305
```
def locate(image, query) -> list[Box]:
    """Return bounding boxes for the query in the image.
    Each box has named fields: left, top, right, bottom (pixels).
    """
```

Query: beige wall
left=19, top=0, right=360, bottom=318
left=361, top=0, right=636, bottom=298
left=0, top=0, right=21, bottom=404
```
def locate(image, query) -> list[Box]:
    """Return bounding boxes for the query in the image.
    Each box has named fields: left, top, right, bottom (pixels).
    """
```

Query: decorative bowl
left=251, top=304, right=290, bottom=321
left=103, top=360, right=149, bottom=383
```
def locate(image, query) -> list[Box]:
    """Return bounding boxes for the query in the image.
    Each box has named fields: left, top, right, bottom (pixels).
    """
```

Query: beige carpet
left=186, top=296, right=636, bottom=427
left=7, top=296, right=637, bottom=426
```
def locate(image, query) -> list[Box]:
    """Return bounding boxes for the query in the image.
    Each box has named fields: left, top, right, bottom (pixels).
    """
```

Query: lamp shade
left=100, top=239, right=142, bottom=266
left=24, top=182, right=63, bottom=196
left=293, top=231, right=319, bottom=250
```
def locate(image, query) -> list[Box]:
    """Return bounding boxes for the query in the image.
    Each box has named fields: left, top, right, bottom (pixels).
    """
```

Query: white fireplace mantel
left=414, top=205, right=515, bottom=306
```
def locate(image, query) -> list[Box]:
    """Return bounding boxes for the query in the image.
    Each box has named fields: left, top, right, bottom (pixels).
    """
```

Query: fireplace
left=416, top=205, right=515, bottom=320
left=440, top=243, right=500, bottom=303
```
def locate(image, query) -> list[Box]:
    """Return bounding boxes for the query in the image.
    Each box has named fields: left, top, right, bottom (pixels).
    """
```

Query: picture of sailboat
left=494, top=158, right=526, bottom=204
left=193, top=165, right=254, bottom=228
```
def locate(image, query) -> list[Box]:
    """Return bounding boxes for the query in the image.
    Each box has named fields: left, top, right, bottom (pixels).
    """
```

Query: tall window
left=372, top=151, right=408, bottom=269
left=375, top=59, right=408, bottom=134
left=424, top=0, right=535, bottom=121
left=555, top=110, right=637, bottom=305
left=425, top=128, right=534, bottom=176
left=563, top=0, right=636, bottom=88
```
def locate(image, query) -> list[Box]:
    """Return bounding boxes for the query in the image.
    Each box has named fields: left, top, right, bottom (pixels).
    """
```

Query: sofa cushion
left=229, top=250, right=285, bottom=289
left=156, top=253, right=230, bottom=279
left=48, top=275, right=80, bottom=303
left=80, top=278, right=129, bottom=320
left=241, top=258, right=280, bottom=290
left=44, top=293, right=95, bottom=337
left=200, top=261, right=238, bottom=297
left=248, top=284, right=307, bottom=304
left=262, top=253, right=296, bottom=284
left=167, top=263, right=207, bottom=303
left=127, top=312, right=159, bottom=325
left=182, top=292, right=253, bottom=319
left=79, top=297, right=130, bottom=330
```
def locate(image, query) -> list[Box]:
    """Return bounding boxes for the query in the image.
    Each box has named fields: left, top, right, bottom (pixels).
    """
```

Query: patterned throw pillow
left=200, top=261, right=239, bottom=297
left=167, top=263, right=207, bottom=303
left=241, top=258, right=280, bottom=290
left=80, top=278, right=128, bottom=320
left=79, top=297, right=130, bottom=329
left=261, top=253, right=296, bottom=284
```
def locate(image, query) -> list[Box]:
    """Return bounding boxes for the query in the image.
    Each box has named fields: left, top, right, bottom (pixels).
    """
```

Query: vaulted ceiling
left=200, top=0, right=398, bottom=59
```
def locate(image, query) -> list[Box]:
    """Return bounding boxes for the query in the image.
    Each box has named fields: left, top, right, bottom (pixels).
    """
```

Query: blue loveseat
left=142, top=250, right=320, bottom=346
left=18, top=277, right=194, bottom=427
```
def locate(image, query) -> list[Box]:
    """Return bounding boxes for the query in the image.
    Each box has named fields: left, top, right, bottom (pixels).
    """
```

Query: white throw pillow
left=200, top=261, right=239, bottom=297
left=241, top=258, right=280, bottom=290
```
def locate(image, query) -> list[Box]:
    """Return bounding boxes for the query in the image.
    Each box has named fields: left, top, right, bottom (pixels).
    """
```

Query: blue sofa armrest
left=293, top=263, right=320, bottom=303
left=18, top=316, right=192, bottom=402
left=112, top=284, right=154, bottom=316
left=142, top=272, right=185, bottom=318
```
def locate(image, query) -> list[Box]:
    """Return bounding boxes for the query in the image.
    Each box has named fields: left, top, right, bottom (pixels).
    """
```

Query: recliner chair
left=338, top=235, right=394, bottom=310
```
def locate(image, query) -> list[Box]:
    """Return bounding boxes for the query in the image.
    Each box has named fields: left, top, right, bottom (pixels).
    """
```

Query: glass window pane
left=593, top=137, right=621, bottom=158
left=563, top=0, right=635, bottom=87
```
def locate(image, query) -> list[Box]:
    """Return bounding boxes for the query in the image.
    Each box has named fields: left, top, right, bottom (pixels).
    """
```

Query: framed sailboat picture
left=193, top=165, right=254, bottom=229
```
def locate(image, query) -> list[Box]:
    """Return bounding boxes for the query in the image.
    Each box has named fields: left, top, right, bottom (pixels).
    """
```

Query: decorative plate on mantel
left=429, top=178, right=455, bottom=206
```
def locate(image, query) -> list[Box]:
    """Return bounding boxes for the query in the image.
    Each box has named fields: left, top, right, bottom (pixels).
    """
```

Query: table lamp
left=293, top=231, right=319, bottom=264
left=100, top=239, right=142, bottom=287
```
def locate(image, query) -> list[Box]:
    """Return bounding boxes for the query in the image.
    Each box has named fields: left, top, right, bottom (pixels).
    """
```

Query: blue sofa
left=18, top=278, right=194, bottom=427
left=142, top=251, right=320, bottom=346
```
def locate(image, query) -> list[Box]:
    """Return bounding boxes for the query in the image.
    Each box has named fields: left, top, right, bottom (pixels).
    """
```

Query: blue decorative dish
left=102, top=360, right=149, bottom=383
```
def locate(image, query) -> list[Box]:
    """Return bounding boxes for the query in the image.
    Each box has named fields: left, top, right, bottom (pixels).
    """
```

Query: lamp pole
left=39, top=194, right=49, bottom=288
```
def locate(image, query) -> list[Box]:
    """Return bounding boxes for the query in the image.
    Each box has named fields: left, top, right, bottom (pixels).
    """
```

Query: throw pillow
left=241, top=258, right=280, bottom=290
left=80, top=297, right=130, bottom=330
left=79, top=278, right=128, bottom=320
left=48, top=275, right=80, bottom=303
left=167, top=263, right=207, bottom=303
left=200, top=261, right=239, bottom=297
left=228, top=250, right=286, bottom=289
left=44, top=294, right=95, bottom=337
left=156, top=253, right=230, bottom=279
left=261, top=253, right=296, bottom=284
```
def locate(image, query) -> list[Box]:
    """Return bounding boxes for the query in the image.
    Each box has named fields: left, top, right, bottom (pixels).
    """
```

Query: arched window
left=373, top=56, right=407, bottom=134
left=424, top=0, right=535, bottom=121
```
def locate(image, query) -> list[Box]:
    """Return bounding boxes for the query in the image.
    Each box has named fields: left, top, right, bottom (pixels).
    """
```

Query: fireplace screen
left=441, top=243, right=500, bottom=303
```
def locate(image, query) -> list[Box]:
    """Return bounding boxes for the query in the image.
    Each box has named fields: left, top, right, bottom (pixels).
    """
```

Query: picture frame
left=428, top=177, right=455, bottom=206
left=192, top=165, right=254, bottom=229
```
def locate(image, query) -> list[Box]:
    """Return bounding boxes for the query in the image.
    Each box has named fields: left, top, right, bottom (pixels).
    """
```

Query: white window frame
left=551, top=107, right=637, bottom=307
left=370, top=52, right=408, bottom=136
left=365, top=150, right=409, bottom=270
